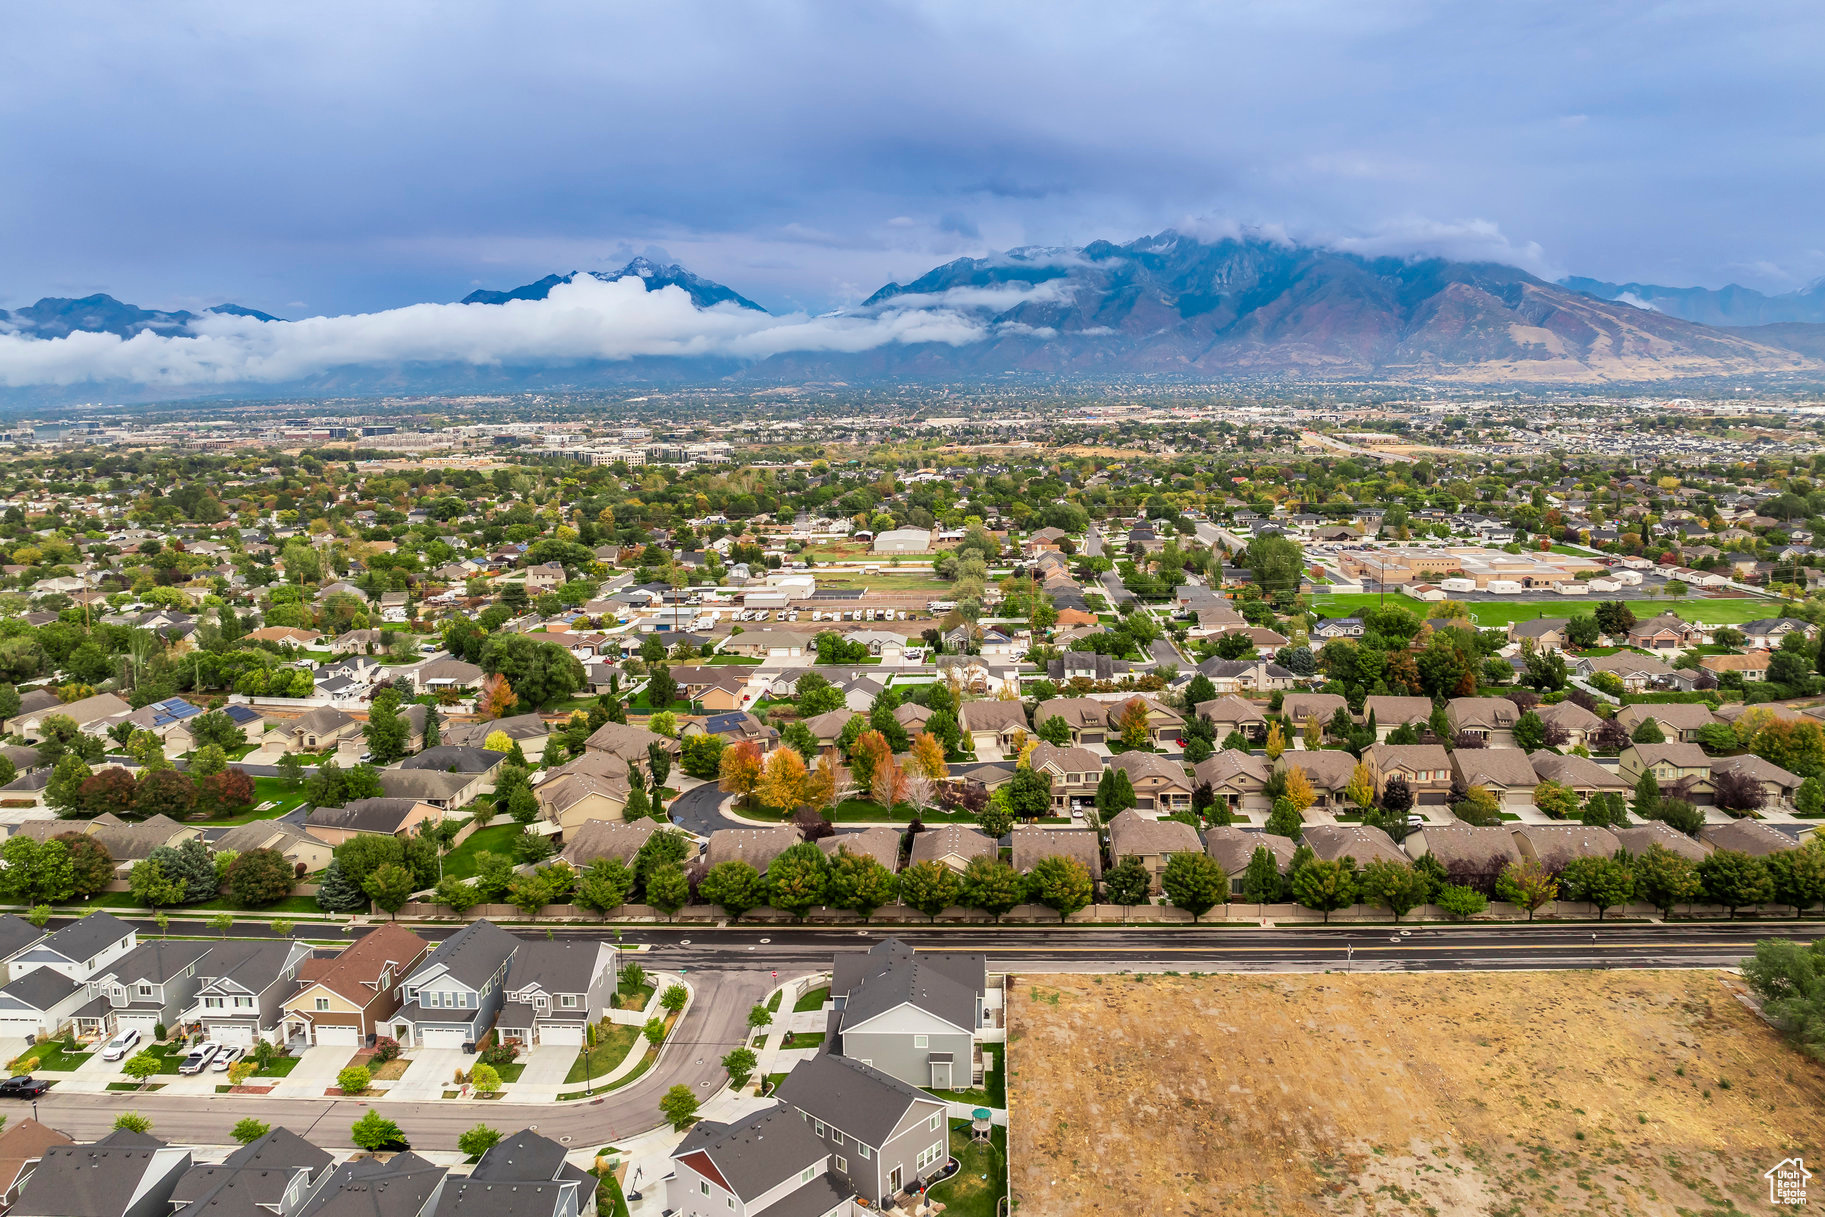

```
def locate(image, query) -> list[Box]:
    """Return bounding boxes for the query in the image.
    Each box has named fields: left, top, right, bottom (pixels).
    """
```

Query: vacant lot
left=1010, top=970, right=1824, bottom=1217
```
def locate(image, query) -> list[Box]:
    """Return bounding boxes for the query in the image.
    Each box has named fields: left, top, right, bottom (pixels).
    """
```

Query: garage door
left=0, top=1017, right=42, bottom=1039
left=314, top=1024, right=360, bottom=1047
left=114, top=1013, right=159, bottom=1034
left=541, top=1024, right=585, bottom=1046
left=215, top=1025, right=254, bottom=1047
left=419, top=1026, right=468, bottom=1049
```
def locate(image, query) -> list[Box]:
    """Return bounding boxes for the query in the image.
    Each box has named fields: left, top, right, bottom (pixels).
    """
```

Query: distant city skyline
left=2, top=1, right=1823, bottom=317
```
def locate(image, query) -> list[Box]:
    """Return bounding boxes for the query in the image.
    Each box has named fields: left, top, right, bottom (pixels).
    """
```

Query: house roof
left=37, top=912, right=131, bottom=965
left=1615, top=703, right=1717, bottom=732
left=1361, top=696, right=1433, bottom=725
left=0, top=967, right=81, bottom=1013
left=706, top=827, right=802, bottom=872
left=0, top=1119, right=73, bottom=1203
left=1027, top=742, right=1103, bottom=776
left=1611, top=822, right=1709, bottom=863
left=292, top=923, right=429, bottom=1006
left=470, top=1131, right=589, bottom=1186
left=1202, top=826, right=1295, bottom=876
left=171, top=1129, right=334, bottom=1217
left=285, top=707, right=357, bottom=737
left=1625, top=742, right=1712, bottom=770
left=1194, top=695, right=1266, bottom=725
left=1413, top=825, right=1522, bottom=875
left=1301, top=824, right=1408, bottom=868
left=838, top=940, right=982, bottom=1035
left=1527, top=751, right=1630, bottom=791
left=442, top=714, right=550, bottom=749
left=560, top=818, right=664, bottom=868
left=0, top=914, right=43, bottom=962
left=1365, top=743, right=1451, bottom=773
left=583, top=720, right=677, bottom=763
left=1511, top=824, right=1622, bottom=870
left=104, top=939, right=211, bottom=985
left=818, top=827, right=903, bottom=873
left=1700, top=818, right=1797, bottom=857
left=1711, top=753, right=1802, bottom=789
left=1107, top=808, right=1201, bottom=858
left=1280, top=750, right=1357, bottom=788
left=1536, top=700, right=1603, bottom=731
left=1010, top=828, right=1102, bottom=879
left=775, top=1053, right=942, bottom=1150
left=503, top=939, right=606, bottom=998
left=1106, top=750, right=1190, bottom=787
left=13, top=1130, right=186, bottom=1217
left=908, top=824, right=997, bottom=868
left=293, top=1153, right=447, bottom=1217
left=405, top=919, right=519, bottom=990
left=1283, top=694, right=1348, bottom=723
left=1450, top=749, right=1540, bottom=790
left=375, top=770, right=474, bottom=802
left=1192, top=750, right=1272, bottom=790
left=1447, top=697, right=1522, bottom=731
left=956, top=699, right=1030, bottom=735
left=673, top=1106, right=831, bottom=1204
left=307, top=798, right=437, bottom=835
left=400, top=746, right=506, bottom=773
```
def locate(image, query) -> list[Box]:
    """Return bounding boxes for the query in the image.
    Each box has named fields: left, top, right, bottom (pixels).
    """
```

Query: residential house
left=277, top=707, right=361, bottom=752
left=1446, top=697, right=1522, bottom=745
left=1626, top=613, right=1700, bottom=650
left=1700, top=652, right=1770, bottom=682
left=559, top=818, right=678, bottom=870
left=213, top=819, right=334, bottom=875
left=536, top=769, right=632, bottom=834
left=1611, top=822, right=1709, bottom=863
left=583, top=721, right=680, bottom=775
left=829, top=939, right=991, bottom=1090
left=304, top=798, right=446, bottom=846
left=1301, top=824, right=1408, bottom=869
left=1508, top=617, right=1571, bottom=651
left=680, top=711, right=779, bottom=752
left=707, top=827, right=803, bottom=874
left=432, top=1131, right=590, bottom=1217
left=1741, top=618, right=1813, bottom=650
left=495, top=940, right=615, bottom=1046
left=1527, top=751, right=1631, bottom=800
left=1031, top=698, right=1108, bottom=746
left=281, top=922, right=429, bottom=1048
left=1711, top=754, right=1803, bottom=807
left=8, top=913, right=135, bottom=983
left=657, top=667, right=752, bottom=713
left=1363, top=743, right=1452, bottom=806
left=441, top=713, right=552, bottom=762
left=1009, top=828, right=1101, bottom=882
left=375, top=768, right=487, bottom=810
left=169, top=1129, right=334, bottom=1217
left=1361, top=695, right=1433, bottom=740
left=407, top=658, right=484, bottom=695
left=393, top=919, right=520, bottom=1048
left=1535, top=699, right=1603, bottom=749
left=720, top=629, right=816, bottom=659
left=1510, top=824, right=1622, bottom=872
left=1577, top=651, right=1678, bottom=692
left=1023, top=743, right=1103, bottom=815
left=1202, top=826, right=1295, bottom=896
left=8, top=693, right=132, bottom=743
left=80, top=940, right=213, bottom=1038
left=1282, top=693, right=1349, bottom=729
left=776, top=1054, right=954, bottom=1204
left=818, top=827, right=903, bottom=874
left=1615, top=703, right=1718, bottom=743
left=10, top=1130, right=192, bottom=1217
left=1449, top=749, right=1541, bottom=811
left=1405, top=825, right=1523, bottom=893
left=1105, top=695, right=1184, bottom=748
left=1619, top=743, right=1715, bottom=799
left=13, top=813, right=200, bottom=880
left=179, top=938, right=315, bottom=1046
left=1106, top=750, right=1193, bottom=814
left=0, top=969, right=93, bottom=1041
left=1700, top=818, right=1797, bottom=858
left=907, top=825, right=997, bottom=876
left=1192, top=750, right=1273, bottom=815
left=958, top=701, right=1030, bottom=755
left=1193, top=695, right=1267, bottom=743
left=293, top=1153, right=447, bottom=1217
left=1106, top=809, right=1202, bottom=894
left=665, top=1104, right=849, bottom=1217
left=1190, top=658, right=1296, bottom=695
left=0, top=1119, right=73, bottom=1213
left=1275, top=750, right=1357, bottom=812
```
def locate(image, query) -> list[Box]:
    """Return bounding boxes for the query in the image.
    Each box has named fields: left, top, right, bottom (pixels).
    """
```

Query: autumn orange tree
left=1282, top=765, right=1316, bottom=813
left=805, top=749, right=844, bottom=810
left=718, top=739, right=764, bottom=809
left=871, top=758, right=907, bottom=810
left=908, top=732, right=948, bottom=781
left=1115, top=698, right=1151, bottom=750
left=478, top=674, right=517, bottom=719
left=847, top=729, right=893, bottom=798
left=755, top=746, right=809, bottom=812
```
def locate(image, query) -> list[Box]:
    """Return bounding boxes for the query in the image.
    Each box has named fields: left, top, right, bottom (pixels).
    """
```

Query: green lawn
left=197, top=777, right=309, bottom=826
left=825, top=799, right=1069, bottom=826
left=1310, top=593, right=1790, bottom=627
left=927, top=1121, right=1007, bottom=1217
left=764, top=989, right=783, bottom=1013
left=8, top=1043, right=91, bottom=1072
left=926, top=1044, right=1006, bottom=1108
left=783, top=1031, right=824, bottom=1049
left=442, top=823, right=524, bottom=880
left=792, top=985, right=830, bottom=1013
left=564, top=1023, right=643, bottom=1085
left=253, top=1053, right=303, bottom=1078
left=707, top=655, right=764, bottom=665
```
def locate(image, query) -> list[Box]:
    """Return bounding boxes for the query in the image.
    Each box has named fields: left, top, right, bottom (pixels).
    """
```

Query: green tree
left=659, top=1083, right=699, bottom=1130
left=457, top=1124, right=501, bottom=1158
left=122, top=1051, right=163, bottom=1086
left=338, top=1064, right=372, bottom=1095
left=747, top=1004, right=773, bottom=1032
left=1036, top=715, right=1072, bottom=747
left=469, top=1062, right=502, bottom=1094
left=1741, top=937, right=1825, bottom=1063
left=722, top=1046, right=758, bottom=1089
left=231, top=1118, right=271, bottom=1145
left=225, top=847, right=295, bottom=908
left=1698, top=848, right=1774, bottom=917
left=766, top=843, right=830, bottom=921
left=1027, top=855, right=1094, bottom=922
left=349, top=1110, right=406, bottom=1152
left=827, top=848, right=898, bottom=921
left=1102, top=855, right=1152, bottom=913
left=113, top=1112, right=152, bottom=1134
left=699, top=860, right=765, bottom=921
left=1428, top=882, right=1483, bottom=921
left=1161, top=852, right=1228, bottom=922
left=1634, top=843, right=1703, bottom=917
left=960, top=855, right=1025, bottom=922
left=1495, top=858, right=1559, bottom=920
left=432, top=875, right=481, bottom=915
left=314, top=858, right=369, bottom=912
left=1265, top=797, right=1304, bottom=840
left=644, top=863, right=690, bottom=920
left=1511, top=711, right=1547, bottom=753
left=361, top=863, right=417, bottom=918
left=1007, top=767, right=1053, bottom=820
left=127, top=858, right=187, bottom=909
left=0, top=836, right=76, bottom=905
left=1631, top=769, right=1662, bottom=821
left=899, top=859, right=961, bottom=921
left=1558, top=855, right=1635, bottom=919
left=1359, top=859, right=1428, bottom=921
left=45, top=753, right=93, bottom=816
left=573, top=857, right=634, bottom=918
left=1290, top=857, right=1357, bottom=923
left=1767, top=843, right=1825, bottom=915
left=1241, top=846, right=1284, bottom=907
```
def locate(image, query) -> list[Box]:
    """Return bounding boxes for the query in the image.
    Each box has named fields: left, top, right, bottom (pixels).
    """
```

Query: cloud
left=0, top=273, right=990, bottom=388
left=1324, top=218, right=1559, bottom=278
left=857, top=279, right=1076, bottom=314
left=1614, top=292, right=1659, bottom=312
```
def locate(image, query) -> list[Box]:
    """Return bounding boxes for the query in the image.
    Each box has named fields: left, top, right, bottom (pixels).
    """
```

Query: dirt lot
left=1009, top=971, right=1825, bottom=1216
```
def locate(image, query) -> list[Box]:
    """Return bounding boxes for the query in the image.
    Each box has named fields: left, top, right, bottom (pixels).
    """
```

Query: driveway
left=269, top=1044, right=355, bottom=1098
left=388, top=1048, right=467, bottom=1100
left=512, top=1044, right=577, bottom=1090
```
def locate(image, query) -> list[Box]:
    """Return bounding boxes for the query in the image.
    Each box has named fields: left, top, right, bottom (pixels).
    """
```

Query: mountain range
left=3, top=236, right=1823, bottom=401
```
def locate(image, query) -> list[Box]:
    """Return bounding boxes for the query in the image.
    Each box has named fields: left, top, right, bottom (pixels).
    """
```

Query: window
left=835, top=1156, right=847, bottom=1173
left=799, top=1167, right=816, bottom=1183
left=137, top=983, right=152, bottom=997
left=928, top=1114, right=941, bottom=1132
left=699, top=1181, right=709, bottom=1196
left=204, top=997, right=223, bottom=1010
left=858, top=1144, right=871, bottom=1160
left=813, top=1120, right=825, bottom=1135
left=235, top=996, right=252, bottom=1008
left=831, top=1130, right=844, bottom=1146
left=561, top=994, right=576, bottom=1008
left=913, top=1035, right=928, bottom=1048
left=315, top=998, right=330, bottom=1012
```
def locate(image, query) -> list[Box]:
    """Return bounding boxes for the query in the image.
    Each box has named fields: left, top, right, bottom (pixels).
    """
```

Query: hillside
left=1563, top=275, right=1825, bottom=326
left=460, top=257, right=768, bottom=312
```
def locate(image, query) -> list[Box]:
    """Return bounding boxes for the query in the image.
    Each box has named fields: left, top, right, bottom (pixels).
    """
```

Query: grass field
left=441, top=823, right=521, bottom=879
left=1010, top=970, right=1825, bottom=1217
left=1310, top=593, right=1789, bottom=627
left=928, top=1121, right=1007, bottom=1217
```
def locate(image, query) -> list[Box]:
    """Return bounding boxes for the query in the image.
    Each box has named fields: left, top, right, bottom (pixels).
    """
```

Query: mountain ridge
left=1560, top=275, right=1825, bottom=327
left=460, top=257, right=768, bottom=312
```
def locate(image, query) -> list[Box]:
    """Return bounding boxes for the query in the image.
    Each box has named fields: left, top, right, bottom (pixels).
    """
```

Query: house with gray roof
left=1009, top=827, right=1102, bottom=882
left=8, top=912, right=135, bottom=984
left=706, top=826, right=802, bottom=874
left=829, top=939, right=991, bottom=1092
left=817, top=826, right=903, bottom=874
left=775, top=1053, right=954, bottom=1206
left=170, top=1128, right=334, bottom=1217
left=1449, top=748, right=1541, bottom=810
left=494, top=940, right=615, bottom=1047
left=293, top=1152, right=447, bottom=1217
left=1700, top=818, right=1798, bottom=858
left=432, top=1131, right=588, bottom=1217
left=11, top=1129, right=192, bottom=1217
left=0, top=967, right=90, bottom=1040
left=394, top=919, right=519, bottom=1048
left=1405, top=824, right=1523, bottom=893
left=83, top=939, right=213, bottom=1038
left=1107, top=808, right=1202, bottom=893
left=177, top=938, right=314, bottom=1046
left=666, top=1104, right=847, bottom=1217
left=375, top=767, right=486, bottom=809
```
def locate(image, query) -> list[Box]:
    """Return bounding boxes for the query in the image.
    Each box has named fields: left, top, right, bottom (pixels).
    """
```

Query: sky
left=2, top=0, right=1823, bottom=323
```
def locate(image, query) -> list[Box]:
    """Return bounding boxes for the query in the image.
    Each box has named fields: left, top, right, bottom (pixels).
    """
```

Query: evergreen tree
left=1240, top=845, right=1284, bottom=907
left=315, top=858, right=370, bottom=912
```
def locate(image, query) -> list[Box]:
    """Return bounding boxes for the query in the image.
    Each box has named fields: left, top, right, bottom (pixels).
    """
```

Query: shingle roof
left=1107, top=808, right=1201, bottom=858
left=1700, top=818, right=1797, bottom=857
left=405, top=919, right=519, bottom=990
left=673, top=1106, right=830, bottom=1203
left=293, top=1153, right=446, bottom=1217
left=38, top=912, right=131, bottom=966
left=1450, top=749, right=1540, bottom=790
left=1010, top=828, right=1102, bottom=879
left=1301, top=824, right=1408, bottom=868
left=293, top=923, right=429, bottom=1006
left=1202, top=826, right=1294, bottom=876
left=818, top=827, right=903, bottom=873
left=775, top=1054, right=940, bottom=1149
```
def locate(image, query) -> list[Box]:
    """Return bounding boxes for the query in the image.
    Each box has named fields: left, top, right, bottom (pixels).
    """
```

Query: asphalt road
left=24, top=919, right=1808, bottom=1149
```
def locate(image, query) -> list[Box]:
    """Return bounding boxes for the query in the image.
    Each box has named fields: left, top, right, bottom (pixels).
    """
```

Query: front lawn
left=792, top=986, right=830, bottom=1013
left=783, top=1031, right=824, bottom=1049
left=442, top=823, right=524, bottom=879
left=8, top=1042, right=91, bottom=1072
left=926, top=1121, right=1007, bottom=1217
left=197, top=777, right=309, bottom=826
left=564, top=1023, right=643, bottom=1085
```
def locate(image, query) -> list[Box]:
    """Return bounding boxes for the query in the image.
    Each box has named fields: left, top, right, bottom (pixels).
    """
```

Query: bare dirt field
left=1009, top=970, right=1824, bottom=1217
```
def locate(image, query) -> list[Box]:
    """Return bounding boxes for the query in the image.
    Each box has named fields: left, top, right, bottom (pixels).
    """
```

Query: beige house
left=1618, top=743, right=1714, bottom=798
left=1363, top=743, right=1452, bottom=806
left=1361, top=695, right=1433, bottom=740
left=1301, top=824, right=1407, bottom=869
left=1202, top=825, right=1295, bottom=896
left=277, top=707, right=362, bottom=751
left=1031, top=698, right=1109, bottom=747
left=1192, top=750, right=1273, bottom=815
left=908, top=824, right=997, bottom=875
left=706, top=826, right=803, bottom=873
left=1535, top=699, right=1603, bottom=749
left=1193, top=695, right=1267, bottom=743
left=818, top=827, right=903, bottom=874
left=1106, top=808, right=1202, bottom=894
left=959, top=700, right=1030, bottom=755
left=1024, top=743, right=1103, bottom=815
left=1445, top=697, right=1522, bottom=746
left=1010, top=827, right=1102, bottom=882
left=213, top=820, right=334, bottom=874
left=1511, top=824, right=1621, bottom=871
left=537, top=771, right=633, bottom=833
left=1106, top=750, right=1193, bottom=814
left=1613, top=703, right=1717, bottom=743
left=1449, top=749, right=1540, bottom=811
left=303, top=798, right=446, bottom=846
left=1275, top=750, right=1357, bottom=812
left=1528, top=751, right=1631, bottom=800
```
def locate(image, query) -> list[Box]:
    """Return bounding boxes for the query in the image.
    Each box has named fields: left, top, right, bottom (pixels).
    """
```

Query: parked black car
left=0, top=1076, right=50, bottom=1097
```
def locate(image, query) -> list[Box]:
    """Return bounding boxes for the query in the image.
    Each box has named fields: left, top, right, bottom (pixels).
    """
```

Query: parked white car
left=212, top=1045, right=247, bottom=1072
left=99, top=1029, right=140, bottom=1061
